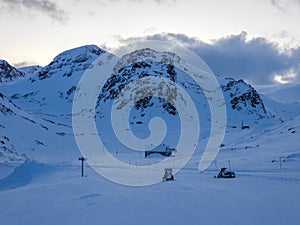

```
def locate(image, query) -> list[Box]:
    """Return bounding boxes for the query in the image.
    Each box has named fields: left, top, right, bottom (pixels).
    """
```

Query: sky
left=0, top=0, right=300, bottom=85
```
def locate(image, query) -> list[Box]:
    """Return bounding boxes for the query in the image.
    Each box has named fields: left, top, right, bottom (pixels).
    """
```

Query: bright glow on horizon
left=274, top=69, right=297, bottom=84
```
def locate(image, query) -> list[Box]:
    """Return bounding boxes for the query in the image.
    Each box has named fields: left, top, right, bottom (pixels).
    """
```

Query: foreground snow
left=0, top=157, right=299, bottom=225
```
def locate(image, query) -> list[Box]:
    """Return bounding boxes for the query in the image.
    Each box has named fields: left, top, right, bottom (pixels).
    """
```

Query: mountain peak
left=0, top=60, right=25, bottom=83
left=221, top=78, right=268, bottom=120
left=37, top=45, right=106, bottom=80
left=53, top=45, right=105, bottom=61
left=115, top=48, right=182, bottom=71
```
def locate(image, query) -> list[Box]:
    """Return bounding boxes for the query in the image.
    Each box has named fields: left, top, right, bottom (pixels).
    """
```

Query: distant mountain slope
left=18, top=65, right=42, bottom=76
left=257, top=83, right=300, bottom=104
left=256, top=83, right=300, bottom=121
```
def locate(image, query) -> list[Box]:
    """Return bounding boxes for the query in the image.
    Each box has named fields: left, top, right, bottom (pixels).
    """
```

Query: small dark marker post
left=78, top=157, right=86, bottom=177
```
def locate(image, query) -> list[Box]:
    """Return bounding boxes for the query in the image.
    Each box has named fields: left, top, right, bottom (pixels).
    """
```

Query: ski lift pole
left=279, top=157, right=287, bottom=169
left=213, top=160, right=217, bottom=169
left=279, top=157, right=282, bottom=169
left=227, top=160, right=231, bottom=171
left=78, top=157, right=87, bottom=177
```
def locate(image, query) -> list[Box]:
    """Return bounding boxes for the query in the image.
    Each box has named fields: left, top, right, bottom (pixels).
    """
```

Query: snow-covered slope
left=0, top=91, right=78, bottom=164
left=256, top=83, right=300, bottom=121
left=257, top=83, right=300, bottom=103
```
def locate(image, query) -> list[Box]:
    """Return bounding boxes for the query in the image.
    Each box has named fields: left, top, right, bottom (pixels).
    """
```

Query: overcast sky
left=0, top=0, right=300, bottom=85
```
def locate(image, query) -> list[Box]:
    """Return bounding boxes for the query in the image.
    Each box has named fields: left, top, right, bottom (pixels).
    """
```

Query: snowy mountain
left=0, top=45, right=280, bottom=164
left=97, top=49, right=269, bottom=126
left=36, top=45, right=105, bottom=81
left=0, top=45, right=106, bottom=164
left=0, top=60, right=25, bottom=83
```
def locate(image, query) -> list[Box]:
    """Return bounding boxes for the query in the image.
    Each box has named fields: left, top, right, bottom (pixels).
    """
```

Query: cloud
left=269, top=0, right=300, bottom=12
left=13, top=61, right=37, bottom=67
left=93, top=0, right=177, bottom=5
left=274, top=68, right=297, bottom=84
left=129, top=0, right=177, bottom=3
left=118, top=32, right=300, bottom=85
left=152, top=0, right=177, bottom=4
left=0, top=0, right=67, bottom=22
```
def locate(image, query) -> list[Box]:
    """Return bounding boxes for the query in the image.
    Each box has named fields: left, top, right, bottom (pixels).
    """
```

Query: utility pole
left=78, top=157, right=87, bottom=177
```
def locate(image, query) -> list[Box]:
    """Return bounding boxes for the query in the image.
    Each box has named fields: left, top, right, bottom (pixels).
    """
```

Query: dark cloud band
left=0, top=0, right=67, bottom=22
left=120, top=32, right=300, bottom=85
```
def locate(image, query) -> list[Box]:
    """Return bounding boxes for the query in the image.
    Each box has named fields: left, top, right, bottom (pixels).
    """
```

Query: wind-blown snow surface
left=0, top=45, right=299, bottom=225
left=0, top=159, right=299, bottom=225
